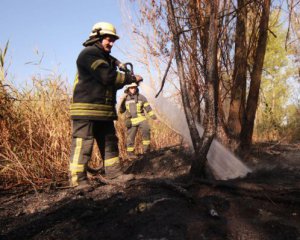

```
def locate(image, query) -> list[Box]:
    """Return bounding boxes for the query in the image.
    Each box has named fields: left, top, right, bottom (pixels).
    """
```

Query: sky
left=1, top=0, right=299, bottom=102
left=0, top=0, right=131, bottom=87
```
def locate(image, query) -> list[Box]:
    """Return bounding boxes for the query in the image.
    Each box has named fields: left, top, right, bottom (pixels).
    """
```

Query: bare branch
left=155, top=47, right=175, bottom=98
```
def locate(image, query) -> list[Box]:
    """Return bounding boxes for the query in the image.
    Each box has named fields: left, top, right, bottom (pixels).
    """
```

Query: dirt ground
left=1, top=143, right=300, bottom=240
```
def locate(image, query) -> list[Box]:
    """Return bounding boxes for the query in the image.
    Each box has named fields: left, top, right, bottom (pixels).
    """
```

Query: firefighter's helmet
left=90, top=22, right=119, bottom=39
left=126, top=83, right=138, bottom=88
left=125, top=82, right=138, bottom=93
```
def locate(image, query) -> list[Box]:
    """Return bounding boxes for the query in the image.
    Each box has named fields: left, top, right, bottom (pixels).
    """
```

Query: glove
left=125, top=111, right=132, bottom=118
left=118, top=63, right=127, bottom=72
left=135, top=75, right=143, bottom=83
left=125, top=73, right=143, bottom=84
left=125, top=119, right=132, bottom=128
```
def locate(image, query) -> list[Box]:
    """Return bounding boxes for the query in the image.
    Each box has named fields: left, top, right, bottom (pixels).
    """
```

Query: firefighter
left=69, top=22, right=142, bottom=188
left=119, top=83, right=157, bottom=159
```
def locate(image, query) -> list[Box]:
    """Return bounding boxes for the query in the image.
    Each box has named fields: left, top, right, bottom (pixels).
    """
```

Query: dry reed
left=0, top=74, right=181, bottom=189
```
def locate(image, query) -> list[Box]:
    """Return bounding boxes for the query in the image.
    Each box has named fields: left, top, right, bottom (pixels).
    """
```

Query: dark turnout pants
left=126, top=120, right=151, bottom=154
left=69, top=120, right=119, bottom=186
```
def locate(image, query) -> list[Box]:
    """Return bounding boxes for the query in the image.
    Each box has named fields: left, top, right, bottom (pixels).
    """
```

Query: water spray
left=139, top=82, right=252, bottom=180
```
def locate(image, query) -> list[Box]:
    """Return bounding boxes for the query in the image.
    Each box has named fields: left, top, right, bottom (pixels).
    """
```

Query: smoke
left=140, top=82, right=252, bottom=180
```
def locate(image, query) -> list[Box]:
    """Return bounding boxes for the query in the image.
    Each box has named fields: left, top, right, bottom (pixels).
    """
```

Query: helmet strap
left=92, top=27, right=102, bottom=37
left=83, top=28, right=103, bottom=47
left=83, top=37, right=99, bottom=47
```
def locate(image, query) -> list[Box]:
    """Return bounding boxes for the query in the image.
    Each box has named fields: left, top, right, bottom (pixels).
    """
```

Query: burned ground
left=1, top=143, right=300, bottom=240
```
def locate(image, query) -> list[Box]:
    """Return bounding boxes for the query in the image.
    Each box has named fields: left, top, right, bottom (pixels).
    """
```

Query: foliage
left=284, top=103, right=300, bottom=141
left=126, top=0, right=300, bottom=148
left=255, top=11, right=299, bottom=141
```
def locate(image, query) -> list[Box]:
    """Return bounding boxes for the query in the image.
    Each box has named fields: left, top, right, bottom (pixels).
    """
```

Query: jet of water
left=139, top=82, right=252, bottom=180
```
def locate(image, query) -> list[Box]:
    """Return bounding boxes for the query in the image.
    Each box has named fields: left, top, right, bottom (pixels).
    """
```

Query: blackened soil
left=1, top=144, right=300, bottom=240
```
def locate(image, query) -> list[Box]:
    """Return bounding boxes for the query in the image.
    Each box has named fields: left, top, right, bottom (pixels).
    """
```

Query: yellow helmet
left=90, top=22, right=119, bottom=39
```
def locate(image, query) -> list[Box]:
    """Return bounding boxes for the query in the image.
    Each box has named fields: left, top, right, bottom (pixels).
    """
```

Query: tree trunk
left=240, top=0, right=271, bottom=149
left=197, top=0, right=210, bottom=75
left=188, top=0, right=202, bottom=123
left=227, top=0, right=248, bottom=149
left=190, top=0, right=219, bottom=176
left=166, top=0, right=202, bottom=154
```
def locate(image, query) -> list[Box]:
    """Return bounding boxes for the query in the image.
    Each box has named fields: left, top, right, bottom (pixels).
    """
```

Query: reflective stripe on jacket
left=120, top=93, right=156, bottom=126
left=71, top=43, right=133, bottom=121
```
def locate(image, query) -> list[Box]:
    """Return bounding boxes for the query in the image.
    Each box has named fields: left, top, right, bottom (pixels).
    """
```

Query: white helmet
left=89, top=22, right=119, bottom=39
left=125, top=82, right=138, bottom=93
left=126, top=82, right=138, bottom=88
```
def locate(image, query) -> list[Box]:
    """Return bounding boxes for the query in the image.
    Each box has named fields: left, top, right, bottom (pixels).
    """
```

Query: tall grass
left=0, top=62, right=181, bottom=189
left=0, top=75, right=71, bottom=189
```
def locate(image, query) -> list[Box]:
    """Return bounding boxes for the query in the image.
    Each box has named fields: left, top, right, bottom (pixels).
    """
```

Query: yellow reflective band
left=127, top=147, right=134, bottom=152
left=73, top=73, right=79, bottom=92
left=131, top=116, right=146, bottom=125
left=125, top=103, right=130, bottom=110
left=71, top=138, right=82, bottom=166
left=70, top=110, right=116, bottom=117
left=70, top=138, right=82, bottom=186
left=136, top=103, right=142, bottom=112
left=144, top=102, right=150, bottom=107
left=71, top=175, right=79, bottom=186
left=142, top=140, right=150, bottom=145
left=70, top=163, right=84, bottom=173
left=148, top=111, right=155, bottom=117
left=70, top=103, right=115, bottom=117
left=105, top=157, right=119, bottom=167
left=91, top=59, right=108, bottom=70
left=70, top=103, right=113, bottom=110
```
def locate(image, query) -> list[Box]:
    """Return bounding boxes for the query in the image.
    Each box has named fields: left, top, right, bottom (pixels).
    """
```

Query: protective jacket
left=70, top=43, right=133, bottom=121
left=120, top=91, right=156, bottom=126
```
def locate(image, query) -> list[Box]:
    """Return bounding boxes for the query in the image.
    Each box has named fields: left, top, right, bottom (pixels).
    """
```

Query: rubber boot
left=69, top=171, right=87, bottom=187
left=69, top=173, right=93, bottom=192
left=73, top=180, right=93, bottom=191
left=127, top=151, right=138, bottom=161
left=143, top=145, right=150, bottom=154
left=105, top=164, right=134, bottom=182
